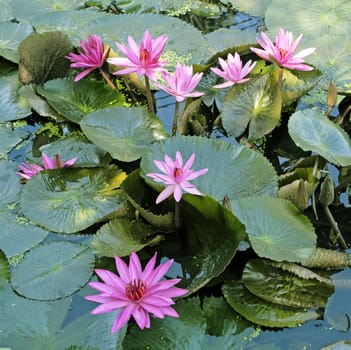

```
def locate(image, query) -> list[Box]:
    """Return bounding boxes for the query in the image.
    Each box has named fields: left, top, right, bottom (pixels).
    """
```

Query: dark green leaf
left=222, top=280, right=320, bottom=328
left=243, top=259, right=334, bottom=308
left=37, top=78, right=126, bottom=124
left=18, top=31, right=73, bottom=85
left=91, top=218, right=163, bottom=257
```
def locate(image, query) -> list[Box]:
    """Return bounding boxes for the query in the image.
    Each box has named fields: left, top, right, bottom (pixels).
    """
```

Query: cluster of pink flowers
left=66, top=28, right=315, bottom=95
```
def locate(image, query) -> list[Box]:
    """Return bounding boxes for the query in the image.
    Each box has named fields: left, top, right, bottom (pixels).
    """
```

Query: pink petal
left=173, top=185, right=183, bottom=202
left=90, top=300, right=128, bottom=314
left=111, top=306, right=133, bottom=333
left=115, top=256, right=130, bottom=283
left=129, top=252, right=143, bottom=280
left=156, top=185, right=175, bottom=204
left=131, top=306, right=151, bottom=329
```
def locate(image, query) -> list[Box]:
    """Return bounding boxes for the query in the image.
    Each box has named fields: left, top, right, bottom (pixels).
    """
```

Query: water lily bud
left=327, top=80, right=337, bottom=114
left=319, top=174, right=334, bottom=206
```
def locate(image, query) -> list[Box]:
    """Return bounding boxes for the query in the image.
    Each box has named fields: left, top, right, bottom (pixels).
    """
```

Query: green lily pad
left=91, top=218, right=163, bottom=258
left=242, top=259, right=334, bottom=308
left=231, top=196, right=317, bottom=264
left=0, top=21, right=33, bottom=63
left=0, top=0, right=12, bottom=21
left=204, top=28, right=257, bottom=64
left=19, top=84, right=62, bottom=119
left=281, top=68, right=321, bottom=106
left=86, top=12, right=210, bottom=65
left=0, top=160, right=23, bottom=204
left=175, top=195, right=246, bottom=294
left=10, top=0, right=86, bottom=20
left=20, top=166, right=127, bottom=233
left=0, top=72, right=32, bottom=121
left=0, top=282, right=125, bottom=349
left=0, top=282, right=72, bottom=344
left=230, top=0, right=272, bottom=17
left=18, top=31, right=73, bottom=85
left=121, top=169, right=174, bottom=231
left=304, top=35, right=351, bottom=93
left=0, top=250, right=9, bottom=287
left=265, top=0, right=351, bottom=39
left=11, top=241, right=94, bottom=300
left=29, top=9, right=108, bottom=46
left=123, top=296, right=258, bottom=349
left=0, top=209, right=49, bottom=258
left=80, top=106, right=168, bottom=162
left=0, top=123, right=31, bottom=156
left=288, top=108, right=351, bottom=167
left=141, top=136, right=278, bottom=202
left=37, top=78, right=126, bottom=124
left=39, top=135, right=112, bottom=167
left=222, top=280, right=320, bottom=328
left=220, top=72, right=282, bottom=140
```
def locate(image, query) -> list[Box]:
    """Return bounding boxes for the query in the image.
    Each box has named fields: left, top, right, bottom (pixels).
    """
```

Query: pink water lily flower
left=153, top=63, right=204, bottom=102
left=250, top=28, right=315, bottom=71
left=107, top=30, right=168, bottom=81
left=17, top=153, right=77, bottom=180
left=211, top=52, right=256, bottom=88
left=85, top=252, right=188, bottom=333
left=146, top=151, right=208, bottom=204
left=66, top=34, right=110, bottom=81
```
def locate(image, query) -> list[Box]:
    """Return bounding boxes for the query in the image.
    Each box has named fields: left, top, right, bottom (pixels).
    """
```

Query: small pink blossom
left=211, top=52, right=256, bottom=88
left=17, top=153, right=77, bottom=180
left=66, top=34, right=109, bottom=81
left=146, top=151, right=208, bottom=204
left=250, top=28, right=315, bottom=71
left=85, top=252, right=188, bottom=333
left=153, top=63, right=204, bottom=102
left=107, top=30, right=168, bottom=81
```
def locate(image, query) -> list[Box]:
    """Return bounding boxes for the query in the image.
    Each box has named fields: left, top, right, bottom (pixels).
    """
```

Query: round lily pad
left=11, top=241, right=94, bottom=300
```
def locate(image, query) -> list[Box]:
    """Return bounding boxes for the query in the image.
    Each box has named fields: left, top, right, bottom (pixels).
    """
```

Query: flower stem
left=100, top=68, right=116, bottom=89
left=322, top=204, right=348, bottom=250
left=144, top=76, right=155, bottom=114
left=174, top=200, right=181, bottom=233
left=172, top=101, right=180, bottom=136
